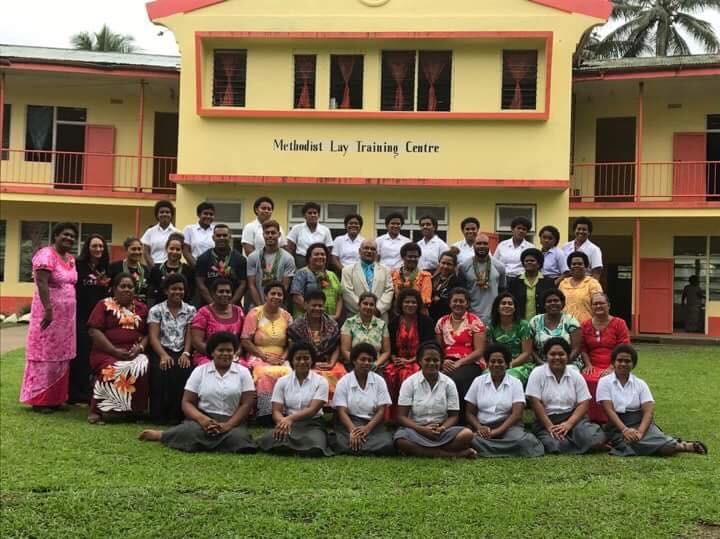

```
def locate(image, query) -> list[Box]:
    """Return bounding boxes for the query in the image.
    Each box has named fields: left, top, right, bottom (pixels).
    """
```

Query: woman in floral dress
left=87, top=273, right=149, bottom=424
left=20, top=222, right=79, bottom=412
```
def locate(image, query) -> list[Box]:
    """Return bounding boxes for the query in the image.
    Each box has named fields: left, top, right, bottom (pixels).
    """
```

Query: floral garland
left=472, top=258, right=490, bottom=290
left=104, top=297, right=141, bottom=330
left=210, top=250, right=235, bottom=279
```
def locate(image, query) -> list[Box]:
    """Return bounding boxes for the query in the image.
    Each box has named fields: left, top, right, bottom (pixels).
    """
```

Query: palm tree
left=71, top=24, right=137, bottom=53
left=594, top=0, right=720, bottom=58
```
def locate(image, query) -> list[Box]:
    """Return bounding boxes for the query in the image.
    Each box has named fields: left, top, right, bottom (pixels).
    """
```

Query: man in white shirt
left=241, top=196, right=286, bottom=256
left=141, top=200, right=179, bottom=266
left=331, top=213, right=365, bottom=269
left=375, top=211, right=411, bottom=270
left=182, top=201, right=216, bottom=267
left=285, top=201, right=334, bottom=268
left=341, top=240, right=394, bottom=318
left=452, top=217, right=480, bottom=266
left=562, top=217, right=603, bottom=279
left=417, top=214, right=449, bottom=272
left=494, top=216, right=534, bottom=279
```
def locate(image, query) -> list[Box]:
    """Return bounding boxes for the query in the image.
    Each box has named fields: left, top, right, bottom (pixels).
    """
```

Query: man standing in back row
left=562, top=216, right=603, bottom=279
left=246, top=220, right=295, bottom=307
left=458, top=233, right=506, bottom=326
left=195, top=224, right=247, bottom=306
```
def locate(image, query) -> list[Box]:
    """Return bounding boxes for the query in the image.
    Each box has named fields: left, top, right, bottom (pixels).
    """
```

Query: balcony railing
left=0, top=149, right=177, bottom=195
left=570, top=161, right=720, bottom=205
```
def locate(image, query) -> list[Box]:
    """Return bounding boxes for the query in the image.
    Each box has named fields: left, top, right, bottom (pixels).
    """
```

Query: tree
left=594, top=0, right=720, bottom=58
left=71, top=24, right=137, bottom=53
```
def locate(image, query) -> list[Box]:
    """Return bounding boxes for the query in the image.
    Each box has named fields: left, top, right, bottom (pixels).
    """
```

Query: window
left=209, top=201, right=243, bottom=252
left=25, top=105, right=54, bottom=162
left=375, top=204, right=448, bottom=241
left=212, top=50, right=247, bottom=107
left=381, top=51, right=452, bottom=112
left=672, top=237, right=720, bottom=333
left=288, top=202, right=360, bottom=238
left=330, top=55, right=364, bottom=109
left=1, top=104, right=9, bottom=160
left=294, top=55, right=316, bottom=109
left=19, top=222, right=113, bottom=282
left=495, top=204, right=536, bottom=241
left=501, top=50, right=538, bottom=110
left=0, top=220, right=5, bottom=281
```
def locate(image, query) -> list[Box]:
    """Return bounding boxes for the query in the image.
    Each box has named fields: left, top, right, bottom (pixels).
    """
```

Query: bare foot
left=461, top=448, right=478, bottom=459
left=138, top=430, right=162, bottom=442
left=87, top=413, right=104, bottom=425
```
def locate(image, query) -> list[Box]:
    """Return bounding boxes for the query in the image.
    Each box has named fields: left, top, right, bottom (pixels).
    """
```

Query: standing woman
left=290, top=243, right=343, bottom=320
left=191, top=278, right=244, bottom=366
left=537, top=225, right=568, bottom=280
left=109, top=237, right=151, bottom=304
left=598, top=345, right=707, bottom=457
left=20, top=222, right=79, bottom=412
left=528, top=289, right=581, bottom=365
left=149, top=233, right=194, bottom=305
left=71, top=232, right=110, bottom=405
left=258, top=342, right=333, bottom=457
left=394, top=342, right=476, bottom=458
left=428, top=251, right=462, bottom=323
left=141, top=200, right=179, bottom=267
left=558, top=251, right=603, bottom=323
left=332, top=343, right=395, bottom=456
left=339, top=292, right=391, bottom=370
left=465, top=344, right=544, bottom=458
left=147, top=273, right=197, bottom=424
left=526, top=337, right=606, bottom=454
left=580, top=292, right=630, bottom=423
left=486, top=292, right=534, bottom=385
left=87, top=273, right=149, bottom=424
left=241, top=281, right=294, bottom=422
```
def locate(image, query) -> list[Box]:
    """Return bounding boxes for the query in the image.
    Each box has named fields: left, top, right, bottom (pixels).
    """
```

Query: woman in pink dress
left=191, top=278, right=245, bottom=366
left=20, top=223, right=79, bottom=412
left=580, top=292, right=630, bottom=423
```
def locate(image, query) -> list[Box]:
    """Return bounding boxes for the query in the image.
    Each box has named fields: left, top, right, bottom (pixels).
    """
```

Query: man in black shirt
left=195, top=224, right=247, bottom=306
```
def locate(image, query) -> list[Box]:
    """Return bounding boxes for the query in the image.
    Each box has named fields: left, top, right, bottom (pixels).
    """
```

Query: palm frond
left=70, top=32, right=94, bottom=51
left=668, top=27, right=693, bottom=55
left=675, top=12, right=720, bottom=52
left=672, top=0, right=720, bottom=14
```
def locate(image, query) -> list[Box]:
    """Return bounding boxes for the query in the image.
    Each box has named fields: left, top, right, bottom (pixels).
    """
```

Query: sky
left=0, top=0, right=719, bottom=56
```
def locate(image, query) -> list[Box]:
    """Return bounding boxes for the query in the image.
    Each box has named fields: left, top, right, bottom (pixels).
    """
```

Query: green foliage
left=70, top=24, right=137, bottom=54
left=1, top=346, right=719, bottom=538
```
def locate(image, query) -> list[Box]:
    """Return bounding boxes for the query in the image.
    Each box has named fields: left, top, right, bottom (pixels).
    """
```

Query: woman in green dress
left=486, top=292, right=534, bottom=385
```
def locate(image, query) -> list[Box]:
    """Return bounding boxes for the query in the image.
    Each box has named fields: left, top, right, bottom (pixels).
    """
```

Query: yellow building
left=2, top=0, right=718, bottom=337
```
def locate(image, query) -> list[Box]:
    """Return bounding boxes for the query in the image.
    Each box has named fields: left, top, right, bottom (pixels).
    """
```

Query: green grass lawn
left=1, top=345, right=719, bottom=538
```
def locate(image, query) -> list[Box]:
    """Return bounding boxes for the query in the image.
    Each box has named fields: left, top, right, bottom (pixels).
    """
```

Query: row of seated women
left=139, top=333, right=707, bottom=458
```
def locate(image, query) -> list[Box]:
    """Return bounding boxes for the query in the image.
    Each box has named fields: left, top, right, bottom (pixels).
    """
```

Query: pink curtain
left=386, top=53, right=409, bottom=111
left=420, top=52, right=448, bottom=112
left=336, top=56, right=355, bottom=109
left=506, top=51, right=535, bottom=109
left=221, top=55, right=236, bottom=106
left=295, top=56, right=314, bottom=109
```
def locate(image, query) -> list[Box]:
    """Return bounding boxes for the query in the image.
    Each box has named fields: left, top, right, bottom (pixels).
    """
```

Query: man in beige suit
left=341, top=240, right=394, bottom=318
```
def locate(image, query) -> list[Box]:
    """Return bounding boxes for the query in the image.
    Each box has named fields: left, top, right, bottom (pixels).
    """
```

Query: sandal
left=689, top=441, right=708, bottom=455
left=87, top=413, right=105, bottom=425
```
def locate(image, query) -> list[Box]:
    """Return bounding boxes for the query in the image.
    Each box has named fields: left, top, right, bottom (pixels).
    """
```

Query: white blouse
left=464, top=373, right=525, bottom=425
left=596, top=373, right=654, bottom=413
left=398, top=371, right=460, bottom=425
left=271, top=371, right=329, bottom=418
left=525, top=363, right=591, bottom=415
left=184, top=362, right=255, bottom=417
left=333, top=371, right=392, bottom=420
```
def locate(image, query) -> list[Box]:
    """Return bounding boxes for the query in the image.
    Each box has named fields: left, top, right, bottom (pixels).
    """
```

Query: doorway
left=707, top=114, right=720, bottom=201
left=595, top=117, right=636, bottom=202
left=152, top=112, right=178, bottom=192
left=53, top=107, right=87, bottom=189
left=593, top=234, right=633, bottom=328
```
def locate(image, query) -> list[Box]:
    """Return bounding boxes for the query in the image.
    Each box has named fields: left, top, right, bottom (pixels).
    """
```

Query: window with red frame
left=417, top=51, right=452, bottom=112
left=293, top=55, right=316, bottom=109
left=501, top=50, right=538, bottom=110
left=380, top=51, right=415, bottom=112
left=329, top=55, right=364, bottom=109
left=212, top=50, right=247, bottom=107
left=381, top=50, right=452, bottom=112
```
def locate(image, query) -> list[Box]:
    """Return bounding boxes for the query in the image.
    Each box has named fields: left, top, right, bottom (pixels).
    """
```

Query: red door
left=673, top=133, right=706, bottom=202
left=84, top=125, right=115, bottom=190
left=638, top=258, right=674, bottom=334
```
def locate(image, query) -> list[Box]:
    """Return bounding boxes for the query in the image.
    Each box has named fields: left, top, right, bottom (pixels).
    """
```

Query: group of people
left=19, top=199, right=707, bottom=459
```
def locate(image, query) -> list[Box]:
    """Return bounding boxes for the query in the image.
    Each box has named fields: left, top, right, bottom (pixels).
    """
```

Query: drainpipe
left=632, top=218, right=641, bottom=335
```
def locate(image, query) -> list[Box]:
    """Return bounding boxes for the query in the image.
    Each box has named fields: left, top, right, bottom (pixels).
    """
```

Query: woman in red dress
left=580, top=292, right=630, bottom=423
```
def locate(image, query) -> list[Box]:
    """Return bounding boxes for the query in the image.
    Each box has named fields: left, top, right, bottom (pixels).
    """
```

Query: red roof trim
left=573, top=66, right=720, bottom=81
left=529, top=0, right=612, bottom=19
left=146, top=0, right=225, bottom=21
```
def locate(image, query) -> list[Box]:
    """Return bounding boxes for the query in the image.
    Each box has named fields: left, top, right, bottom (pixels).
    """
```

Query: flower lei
left=472, top=257, right=490, bottom=289
left=104, top=297, right=141, bottom=330
left=123, top=260, right=147, bottom=297
left=312, top=269, right=330, bottom=289
left=210, top=250, right=235, bottom=279
left=260, top=249, right=282, bottom=285
left=398, top=266, right=418, bottom=290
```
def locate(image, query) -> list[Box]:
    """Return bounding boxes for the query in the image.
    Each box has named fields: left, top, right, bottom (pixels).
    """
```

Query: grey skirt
left=471, top=422, right=545, bottom=458
left=532, top=411, right=606, bottom=454
left=394, top=425, right=465, bottom=448
left=257, top=417, right=333, bottom=457
left=161, top=412, right=257, bottom=453
left=606, top=411, right=677, bottom=456
left=332, top=415, right=395, bottom=456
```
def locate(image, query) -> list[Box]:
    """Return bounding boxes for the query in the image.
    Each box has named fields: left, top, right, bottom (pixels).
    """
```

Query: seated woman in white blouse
left=598, top=344, right=707, bottom=457
left=465, top=344, right=544, bottom=458
left=139, top=332, right=257, bottom=453
left=394, top=341, right=476, bottom=458
left=526, top=337, right=606, bottom=454
left=332, top=343, right=395, bottom=456
left=258, top=341, right=333, bottom=457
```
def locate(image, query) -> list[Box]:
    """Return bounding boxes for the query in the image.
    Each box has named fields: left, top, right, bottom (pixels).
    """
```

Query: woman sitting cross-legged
left=258, top=341, right=333, bottom=457
left=332, top=343, right=395, bottom=456
left=598, top=344, right=707, bottom=457
left=394, top=341, right=476, bottom=459
left=139, top=332, right=257, bottom=453
left=526, top=337, right=606, bottom=455
left=464, top=344, right=544, bottom=458
left=287, top=289, right=346, bottom=399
